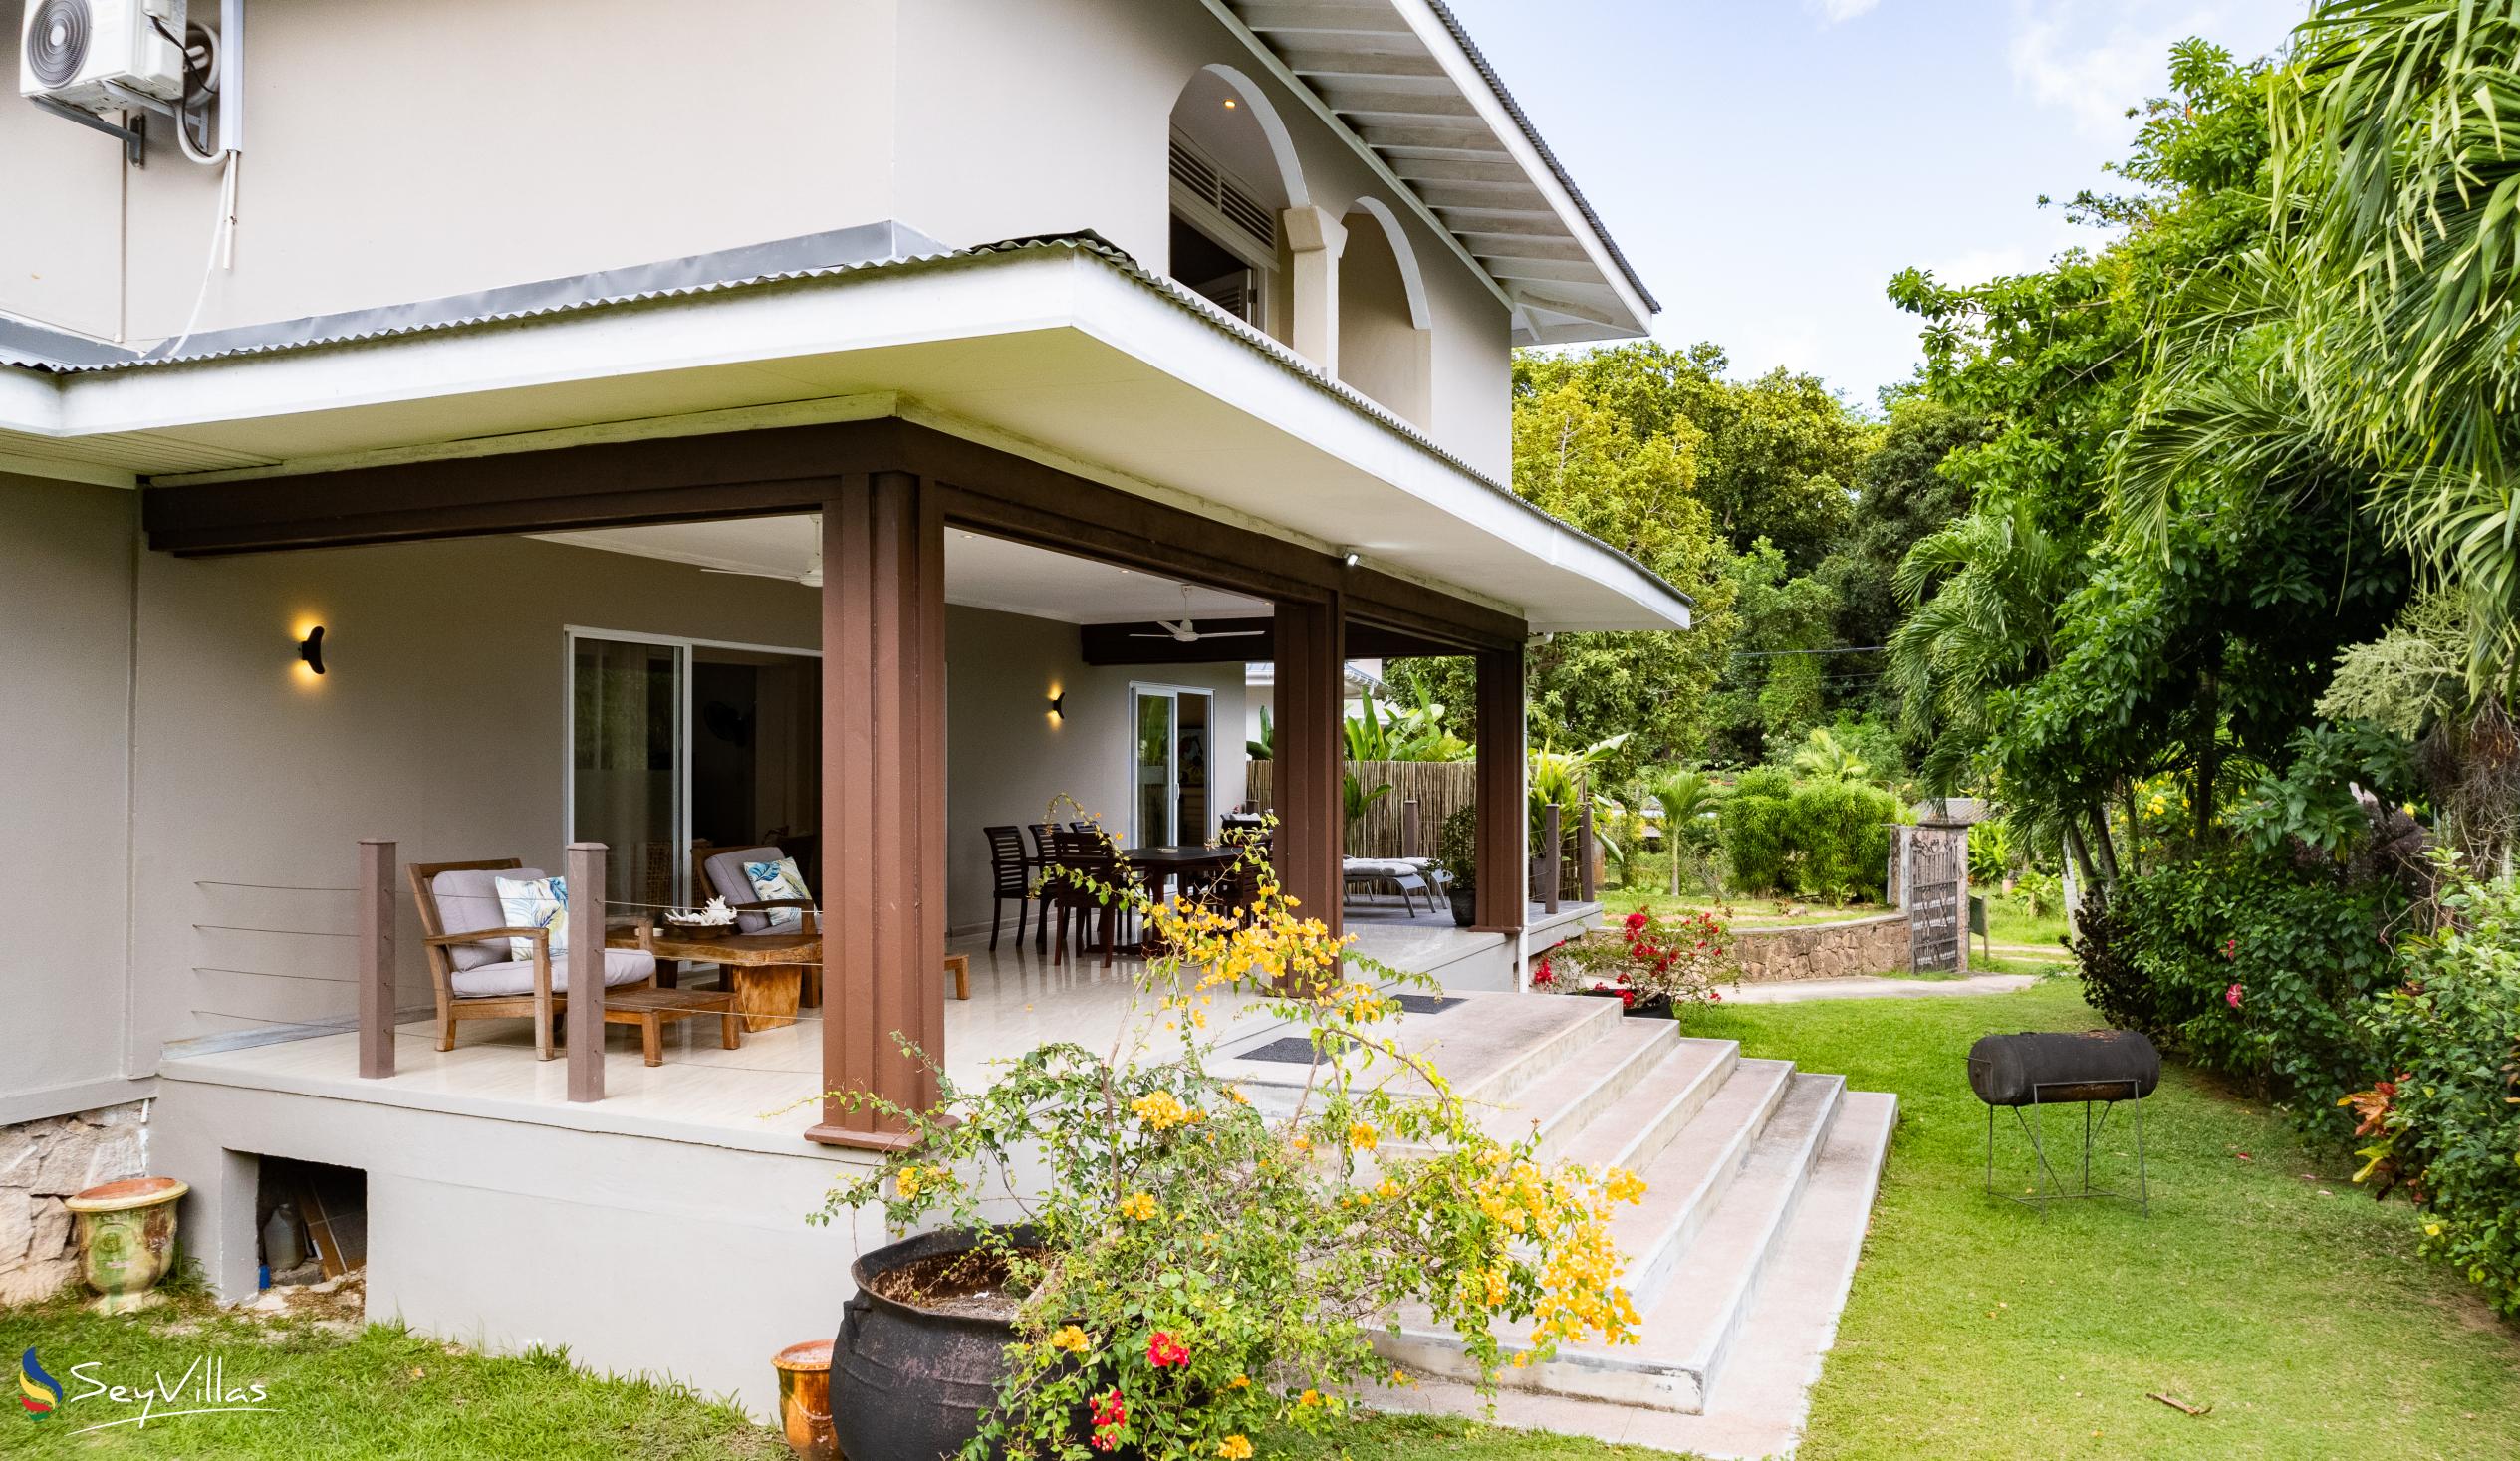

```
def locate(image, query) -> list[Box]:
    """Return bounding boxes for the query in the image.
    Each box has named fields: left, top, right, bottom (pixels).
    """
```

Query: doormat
left=1391, top=994, right=1467, bottom=1015
left=1236, top=1037, right=1331, bottom=1064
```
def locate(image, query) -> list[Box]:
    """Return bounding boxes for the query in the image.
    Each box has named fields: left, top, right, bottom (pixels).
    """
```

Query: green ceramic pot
left=64, top=1176, right=188, bottom=1314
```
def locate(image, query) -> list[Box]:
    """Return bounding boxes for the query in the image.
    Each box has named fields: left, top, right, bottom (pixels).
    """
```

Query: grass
left=1978, top=891, right=2070, bottom=950
left=11, top=983, right=2513, bottom=1461
left=0, top=1296, right=780, bottom=1459
left=1686, top=981, right=2520, bottom=1460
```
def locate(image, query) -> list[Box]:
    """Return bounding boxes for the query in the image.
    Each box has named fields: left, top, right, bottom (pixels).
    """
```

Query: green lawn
left=0, top=1299, right=778, bottom=1458
left=8, top=981, right=2512, bottom=1461
left=1978, top=890, right=2070, bottom=950
left=1688, top=981, right=2520, bottom=1460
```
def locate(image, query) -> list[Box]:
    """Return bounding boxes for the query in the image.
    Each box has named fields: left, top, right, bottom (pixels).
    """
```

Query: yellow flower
left=1131, top=1090, right=1193, bottom=1131
left=1120, top=1191, right=1158, bottom=1221
left=1050, top=1325, right=1091, bottom=1354
left=1217, top=1436, right=1255, bottom=1461
left=1348, top=1122, right=1379, bottom=1152
left=2425, top=1222, right=2443, bottom=1237
left=1227, top=1374, right=1251, bottom=1390
left=893, top=1164, right=931, bottom=1199
left=1602, top=1167, right=1647, bottom=1204
left=1290, top=1134, right=1312, bottom=1154
left=1297, top=1389, right=1322, bottom=1408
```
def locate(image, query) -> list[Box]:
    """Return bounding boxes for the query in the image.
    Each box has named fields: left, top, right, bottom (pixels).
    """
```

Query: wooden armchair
left=693, top=844, right=822, bottom=1004
left=408, top=858, right=659, bottom=1060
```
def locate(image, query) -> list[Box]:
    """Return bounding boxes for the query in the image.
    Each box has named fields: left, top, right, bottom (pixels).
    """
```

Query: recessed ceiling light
left=1223, top=98, right=1237, bottom=110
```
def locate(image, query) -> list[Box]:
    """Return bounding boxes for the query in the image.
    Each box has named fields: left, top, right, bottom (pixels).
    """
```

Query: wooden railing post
left=358, top=839, right=396, bottom=1080
left=1400, top=799, right=1421, bottom=860
left=1473, top=646, right=1527, bottom=933
left=1576, top=805, right=1597, bottom=903
left=566, top=842, right=608, bottom=1102
left=1543, top=803, right=1562, bottom=916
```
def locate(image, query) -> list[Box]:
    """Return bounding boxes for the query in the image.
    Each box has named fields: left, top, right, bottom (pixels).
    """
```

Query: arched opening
left=1167, top=66, right=1304, bottom=343
left=1337, top=200, right=1432, bottom=425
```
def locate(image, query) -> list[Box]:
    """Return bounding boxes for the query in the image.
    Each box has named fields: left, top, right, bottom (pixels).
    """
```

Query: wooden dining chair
left=983, top=825, right=1035, bottom=951
left=1046, top=829, right=1137, bottom=968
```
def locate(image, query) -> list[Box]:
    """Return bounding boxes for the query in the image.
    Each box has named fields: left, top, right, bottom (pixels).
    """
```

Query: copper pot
left=773, top=1339, right=836, bottom=1461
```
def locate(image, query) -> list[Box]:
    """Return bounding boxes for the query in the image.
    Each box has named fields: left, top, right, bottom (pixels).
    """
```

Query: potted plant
left=1531, top=908, right=1737, bottom=1021
left=818, top=820, right=1646, bottom=1461
left=1436, top=804, right=1479, bottom=927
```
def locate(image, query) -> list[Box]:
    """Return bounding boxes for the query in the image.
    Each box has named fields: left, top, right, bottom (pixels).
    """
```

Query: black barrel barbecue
left=1968, top=1029, right=2156, bottom=1215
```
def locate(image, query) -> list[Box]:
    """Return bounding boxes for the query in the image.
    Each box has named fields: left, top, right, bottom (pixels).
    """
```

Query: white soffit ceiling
left=1221, top=0, right=1656, bottom=344
left=536, top=517, right=1274, bottom=625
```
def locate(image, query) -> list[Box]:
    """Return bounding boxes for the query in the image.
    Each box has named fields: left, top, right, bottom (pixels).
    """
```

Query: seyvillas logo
left=17, top=1348, right=63, bottom=1420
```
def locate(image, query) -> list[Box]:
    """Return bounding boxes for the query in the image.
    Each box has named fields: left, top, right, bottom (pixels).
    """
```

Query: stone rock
left=30, top=1122, right=143, bottom=1197
left=0, top=1251, right=80, bottom=1306
left=30, top=1196, right=72, bottom=1260
left=0, top=1126, right=37, bottom=1185
left=0, top=1187, right=31, bottom=1265
left=1735, top=913, right=1914, bottom=983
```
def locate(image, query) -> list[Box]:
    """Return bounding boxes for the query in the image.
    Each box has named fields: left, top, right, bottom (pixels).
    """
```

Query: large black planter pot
left=834, top=1225, right=1038, bottom=1461
left=1448, top=886, right=1479, bottom=927
left=1569, top=988, right=1674, bottom=1020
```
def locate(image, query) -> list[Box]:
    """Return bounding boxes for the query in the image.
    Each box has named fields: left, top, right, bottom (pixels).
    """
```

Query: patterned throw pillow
left=743, top=857, right=814, bottom=932
left=493, top=874, right=568, bottom=961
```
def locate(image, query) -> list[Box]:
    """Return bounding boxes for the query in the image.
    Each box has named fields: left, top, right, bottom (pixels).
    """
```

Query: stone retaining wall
left=0, top=1101, right=148, bottom=1304
left=1732, top=913, right=1912, bottom=982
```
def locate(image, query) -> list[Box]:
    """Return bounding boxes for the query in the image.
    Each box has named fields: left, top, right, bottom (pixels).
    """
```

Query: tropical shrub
left=1435, top=803, right=1478, bottom=888
left=1778, top=780, right=1900, bottom=902
left=819, top=826, right=1646, bottom=1461
left=2346, top=852, right=2520, bottom=1318
left=2098, top=850, right=2402, bottom=1127
left=1531, top=907, right=1737, bottom=1017
left=1716, top=767, right=1795, bottom=893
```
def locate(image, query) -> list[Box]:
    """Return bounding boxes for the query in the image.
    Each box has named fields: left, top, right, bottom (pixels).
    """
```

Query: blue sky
left=1440, top=0, right=2311, bottom=407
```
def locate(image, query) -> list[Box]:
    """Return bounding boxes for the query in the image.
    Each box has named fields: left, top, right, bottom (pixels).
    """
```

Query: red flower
left=1624, top=911, right=1649, bottom=932
left=2221, top=936, right=2238, bottom=961
left=1532, top=959, right=1554, bottom=987
left=1092, top=1387, right=1129, bottom=1448
left=1618, top=989, right=1637, bottom=1008
left=2375, top=1080, right=2396, bottom=1097
left=2225, top=982, right=2243, bottom=1010
left=1708, top=989, right=1722, bottom=1002
left=1146, top=1332, right=1187, bottom=1368
left=1616, top=971, right=1631, bottom=985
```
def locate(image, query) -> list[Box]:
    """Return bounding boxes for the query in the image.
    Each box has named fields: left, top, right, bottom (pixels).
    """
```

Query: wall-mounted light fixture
left=298, top=625, right=328, bottom=676
left=1049, top=690, right=1068, bottom=720
left=1342, top=551, right=1363, bottom=569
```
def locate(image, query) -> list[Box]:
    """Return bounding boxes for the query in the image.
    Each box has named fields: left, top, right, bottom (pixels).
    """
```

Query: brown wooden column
left=1474, top=645, right=1526, bottom=933
left=357, top=839, right=396, bottom=1080
left=1273, top=594, right=1345, bottom=951
left=809, top=471, right=947, bottom=1150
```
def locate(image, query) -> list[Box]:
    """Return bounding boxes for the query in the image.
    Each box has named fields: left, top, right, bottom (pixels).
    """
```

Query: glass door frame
left=561, top=626, right=823, bottom=908
left=1126, top=682, right=1215, bottom=848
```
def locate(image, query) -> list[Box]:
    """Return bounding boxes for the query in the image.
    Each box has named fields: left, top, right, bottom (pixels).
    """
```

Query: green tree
left=1705, top=540, right=1839, bottom=765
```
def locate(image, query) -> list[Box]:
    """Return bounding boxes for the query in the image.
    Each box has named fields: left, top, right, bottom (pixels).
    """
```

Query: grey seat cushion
left=430, top=866, right=548, bottom=971
left=449, top=947, right=655, bottom=1000
left=703, top=845, right=799, bottom=935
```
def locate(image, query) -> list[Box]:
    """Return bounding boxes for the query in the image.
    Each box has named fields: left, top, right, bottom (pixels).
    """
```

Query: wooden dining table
left=1120, top=845, right=1244, bottom=954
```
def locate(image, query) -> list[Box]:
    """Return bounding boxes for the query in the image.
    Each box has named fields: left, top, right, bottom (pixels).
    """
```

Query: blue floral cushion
left=493, top=874, right=568, bottom=961
left=743, top=857, right=814, bottom=932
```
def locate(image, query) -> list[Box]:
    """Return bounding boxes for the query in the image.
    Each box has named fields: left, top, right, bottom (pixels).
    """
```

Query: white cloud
left=1810, top=0, right=1884, bottom=22
left=2006, top=0, right=2307, bottom=140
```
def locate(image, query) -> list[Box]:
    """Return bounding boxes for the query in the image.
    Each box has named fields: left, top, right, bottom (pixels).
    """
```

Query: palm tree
left=1641, top=765, right=1725, bottom=896
left=1790, top=727, right=1870, bottom=785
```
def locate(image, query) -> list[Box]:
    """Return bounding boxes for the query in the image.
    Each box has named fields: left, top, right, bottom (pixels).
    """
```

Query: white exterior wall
left=0, top=478, right=142, bottom=1118
left=4, top=0, right=1512, bottom=477
left=892, top=0, right=1512, bottom=476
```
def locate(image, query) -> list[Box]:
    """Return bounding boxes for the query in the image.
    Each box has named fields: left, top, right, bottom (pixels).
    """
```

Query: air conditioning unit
left=20, top=0, right=185, bottom=116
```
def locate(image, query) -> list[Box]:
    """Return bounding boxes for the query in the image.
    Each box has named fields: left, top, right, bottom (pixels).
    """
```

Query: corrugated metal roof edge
left=15, top=227, right=1690, bottom=618
left=1420, top=0, right=1662, bottom=316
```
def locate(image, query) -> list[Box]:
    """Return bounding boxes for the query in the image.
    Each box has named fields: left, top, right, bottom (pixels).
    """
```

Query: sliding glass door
left=570, top=636, right=685, bottom=906
left=1130, top=685, right=1213, bottom=847
left=567, top=631, right=822, bottom=910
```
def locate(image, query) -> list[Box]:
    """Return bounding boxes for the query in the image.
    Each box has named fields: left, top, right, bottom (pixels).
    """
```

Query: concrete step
left=1370, top=1090, right=1900, bottom=1459
left=1468, top=1018, right=1683, bottom=1163
left=1559, top=1036, right=1742, bottom=1183
left=1223, top=991, right=1626, bottom=1120
left=1379, top=1069, right=1845, bottom=1415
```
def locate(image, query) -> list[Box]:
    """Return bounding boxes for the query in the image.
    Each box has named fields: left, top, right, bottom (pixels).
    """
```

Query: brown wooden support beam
left=1542, top=805, right=1562, bottom=916
left=1473, top=646, right=1526, bottom=933
left=1273, top=594, right=1346, bottom=960
left=565, top=842, right=608, bottom=1102
left=1576, top=805, right=1597, bottom=903
left=357, top=839, right=395, bottom=1080
left=810, top=472, right=946, bottom=1149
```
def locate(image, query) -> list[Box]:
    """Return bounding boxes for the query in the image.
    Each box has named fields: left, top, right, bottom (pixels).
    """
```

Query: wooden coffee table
left=611, top=929, right=820, bottom=1033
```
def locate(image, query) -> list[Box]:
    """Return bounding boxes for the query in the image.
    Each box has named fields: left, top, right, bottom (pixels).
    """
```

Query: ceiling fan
left=1134, top=586, right=1263, bottom=644
left=701, top=515, right=822, bottom=588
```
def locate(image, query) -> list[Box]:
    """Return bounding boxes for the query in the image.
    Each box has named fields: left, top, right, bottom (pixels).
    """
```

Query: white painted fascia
left=1385, top=0, right=1658, bottom=335
left=0, top=363, right=66, bottom=435
left=31, top=249, right=1689, bottom=632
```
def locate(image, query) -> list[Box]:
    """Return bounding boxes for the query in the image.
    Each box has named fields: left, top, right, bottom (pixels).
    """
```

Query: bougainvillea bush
left=1532, top=907, right=1737, bottom=1017
left=816, top=822, right=1646, bottom=1461
left=2088, top=848, right=2402, bottom=1133
left=2343, top=852, right=2520, bottom=1319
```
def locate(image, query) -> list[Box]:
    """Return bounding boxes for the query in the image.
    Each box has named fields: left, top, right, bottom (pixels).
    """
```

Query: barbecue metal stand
left=1966, top=1029, right=2160, bottom=1220
left=1983, top=1079, right=2149, bottom=1218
